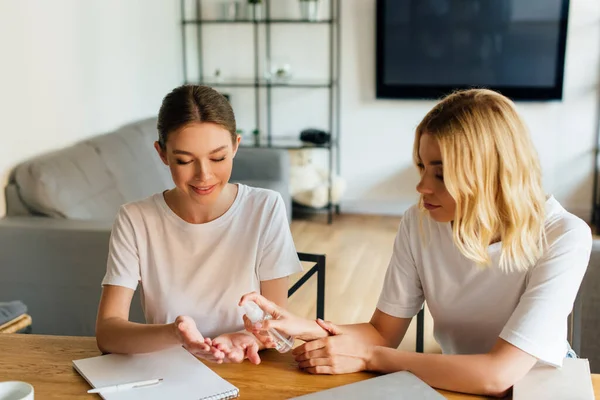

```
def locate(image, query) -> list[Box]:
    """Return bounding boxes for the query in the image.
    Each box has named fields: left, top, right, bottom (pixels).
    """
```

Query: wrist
left=169, top=321, right=182, bottom=344
left=365, top=345, right=379, bottom=372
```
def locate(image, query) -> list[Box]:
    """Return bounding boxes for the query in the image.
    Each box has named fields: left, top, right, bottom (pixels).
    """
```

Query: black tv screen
left=376, top=0, right=570, bottom=100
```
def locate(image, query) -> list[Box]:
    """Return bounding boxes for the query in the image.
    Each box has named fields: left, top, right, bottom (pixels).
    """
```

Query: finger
left=294, top=348, right=329, bottom=362
left=190, top=346, right=223, bottom=360
left=177, top=320, right=206, bottom=349
left=239, top=292, right=282, bottom=319
left=204, top=337, right=213, bottom=346
left=186, top=341, right=210, bottom=353
left=243, top=315, right=255, bottom=332
left=304, top=366, right=334, bottom=375
left=209, top=347, right=225, bottom=359
left=225, top=350, right=245, bottom=364
left=190, top=350, right=223, bottom=363
left=214, top=342, right=230, bottom=352
left=298, top=357, right=332, bottom=369
left=263, top=336, right=277, bottom=349
left=292, top=339, right=327, bottom=356
left=246, top=342, right=261, bottom=365
left=316, top=319, right=342, bottom=335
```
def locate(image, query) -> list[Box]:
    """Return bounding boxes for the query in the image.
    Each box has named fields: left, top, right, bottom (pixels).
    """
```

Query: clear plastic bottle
left=242, top=301, right=294, bottom=353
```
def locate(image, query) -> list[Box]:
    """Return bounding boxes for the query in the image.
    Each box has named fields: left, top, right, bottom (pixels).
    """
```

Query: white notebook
left=289, top=371, right=445, bottom=399
left=513, top=358, right=594, bottom=400
left=73, top=346, right=239, bottom=400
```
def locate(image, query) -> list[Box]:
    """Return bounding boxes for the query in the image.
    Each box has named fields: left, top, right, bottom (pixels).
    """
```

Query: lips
left=190, top=184, right=216, bottom=195
left=423, top=202, right=441, bottom=211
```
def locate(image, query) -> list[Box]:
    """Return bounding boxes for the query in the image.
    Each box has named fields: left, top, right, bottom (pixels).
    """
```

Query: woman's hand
left=292, top=319, right=375, bottom=375
left=211, top=332, right=261, bottom=364
left=174, top=316, right=225, bottom=363
left=239, top=292, right=328, bottom=344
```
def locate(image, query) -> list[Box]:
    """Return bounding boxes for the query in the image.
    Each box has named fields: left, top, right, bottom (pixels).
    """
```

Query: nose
left=416, top=175, right=434, bottom=195
left=194, top=160, right=213, bottom=182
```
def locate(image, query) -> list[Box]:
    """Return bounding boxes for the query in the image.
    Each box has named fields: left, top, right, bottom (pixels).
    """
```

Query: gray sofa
left=0, top=117, right=291, bottom=337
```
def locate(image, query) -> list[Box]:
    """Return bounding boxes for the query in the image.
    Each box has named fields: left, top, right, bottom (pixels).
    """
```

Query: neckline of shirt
left=154, top=183, right=245, bottom=230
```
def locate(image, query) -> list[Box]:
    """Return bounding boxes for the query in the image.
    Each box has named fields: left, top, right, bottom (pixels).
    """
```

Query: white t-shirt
left=377, top=196, right=591, bottom=367
left=102, top=184, right=303, bottom=338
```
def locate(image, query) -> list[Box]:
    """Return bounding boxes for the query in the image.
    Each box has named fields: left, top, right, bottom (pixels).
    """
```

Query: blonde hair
left=414, top=89, right=546, bottom=272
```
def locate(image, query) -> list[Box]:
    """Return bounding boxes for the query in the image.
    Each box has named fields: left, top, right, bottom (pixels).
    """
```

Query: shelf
left=191, top=78, right=334, bottom=89
left=239, top=136, right=335, bottom=150
left=183, top=19, right=334, bottom=24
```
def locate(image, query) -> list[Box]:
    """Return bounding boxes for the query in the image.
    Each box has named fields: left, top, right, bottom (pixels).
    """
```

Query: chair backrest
left=570, top=240, right=600, bottom=372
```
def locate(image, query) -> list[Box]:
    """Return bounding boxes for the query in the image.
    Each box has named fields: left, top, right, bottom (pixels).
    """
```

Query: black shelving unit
left=180, top=0, right=341, bottom=223
left=592, top=46, right=600, bottom=233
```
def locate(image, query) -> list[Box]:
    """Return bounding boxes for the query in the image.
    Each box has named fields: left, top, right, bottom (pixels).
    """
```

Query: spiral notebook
left=73, top=345, right=239, bottom=400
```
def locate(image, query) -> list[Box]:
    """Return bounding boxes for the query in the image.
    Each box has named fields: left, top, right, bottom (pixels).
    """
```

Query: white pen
left=87, top=378, right=163, bottom=393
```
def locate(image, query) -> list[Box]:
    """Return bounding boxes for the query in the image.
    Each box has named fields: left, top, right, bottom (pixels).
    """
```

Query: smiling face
left=155, top=122, right=240, bottom=207
left=415, top=133, right=456, bottom=223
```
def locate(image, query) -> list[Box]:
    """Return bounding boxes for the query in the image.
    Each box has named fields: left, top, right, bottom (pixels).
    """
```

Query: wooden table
left=0, top=334, right=598, bottom=399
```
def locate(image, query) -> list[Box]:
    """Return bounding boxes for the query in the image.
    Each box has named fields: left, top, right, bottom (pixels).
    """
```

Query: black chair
left=416, top=307, right=425, bottom=353
left=288, top=253, right=326, bottom=320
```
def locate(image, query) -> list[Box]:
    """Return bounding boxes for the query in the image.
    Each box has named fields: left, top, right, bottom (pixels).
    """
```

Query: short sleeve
left=499, top=219, right=592, bottom=367
left=376, top=210, right=425, bottom=318
left=258, top=194, right=303, bottom=281
left=101, top=206, right=141, bottom=290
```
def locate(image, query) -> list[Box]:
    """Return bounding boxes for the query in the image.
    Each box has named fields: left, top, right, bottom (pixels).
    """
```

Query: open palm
left=174, top=315, right=225, bottom=363
left=212, top=332, right=261, bottom=364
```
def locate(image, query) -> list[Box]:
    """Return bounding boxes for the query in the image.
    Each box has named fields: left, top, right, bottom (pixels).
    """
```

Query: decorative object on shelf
left=299, top=0, right=320, bottom=21
left=247, top=0, right=263, bottom=21
left=252, top=129, right=260, bottom=146
left=214, top=68, right=223, bottom=83
left=265, top=58, right=293, bottom=83
left=289, top=149, right=346, bottom=209
left=300, top=128, right=330, bottom=145
left=220, top=1, right=244, bottom=20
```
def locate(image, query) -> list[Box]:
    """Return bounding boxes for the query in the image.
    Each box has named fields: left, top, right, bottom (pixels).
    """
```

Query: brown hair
left=157, top=85, right=236, bottom=149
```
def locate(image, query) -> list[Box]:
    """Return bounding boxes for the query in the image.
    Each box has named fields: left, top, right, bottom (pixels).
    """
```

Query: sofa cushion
left=13, top=142, right=128, bottom=219
left=13, top=118, right=171, bottom=220
left=83, top=118, right=171, bottom=209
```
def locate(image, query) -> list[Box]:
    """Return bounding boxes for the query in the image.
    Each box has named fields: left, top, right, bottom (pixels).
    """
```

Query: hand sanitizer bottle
left=242, top=301, right=294, bottom=353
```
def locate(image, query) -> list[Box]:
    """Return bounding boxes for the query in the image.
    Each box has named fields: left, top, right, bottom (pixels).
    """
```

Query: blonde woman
left=240, top=89, right=592, bottom=397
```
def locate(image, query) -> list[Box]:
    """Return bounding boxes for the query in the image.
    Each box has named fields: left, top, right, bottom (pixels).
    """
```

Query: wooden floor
left=287, top=214, right=441, bottom=353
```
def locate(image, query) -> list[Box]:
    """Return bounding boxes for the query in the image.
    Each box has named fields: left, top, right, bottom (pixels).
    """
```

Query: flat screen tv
left=376, top=0, right=570, bottom=100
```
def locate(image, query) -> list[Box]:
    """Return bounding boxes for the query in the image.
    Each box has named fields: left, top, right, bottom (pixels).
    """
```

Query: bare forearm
left=298, top=322, right=388, bottom=346
left=368, top=347, right=511, bottom=397
left=96, top=318, right=180, bottom=354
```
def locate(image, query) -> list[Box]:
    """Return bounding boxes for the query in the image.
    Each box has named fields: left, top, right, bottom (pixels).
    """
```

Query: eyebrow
left=172, top=145, right=228, bottom=156
left=417, top=160, right=443, bottom=166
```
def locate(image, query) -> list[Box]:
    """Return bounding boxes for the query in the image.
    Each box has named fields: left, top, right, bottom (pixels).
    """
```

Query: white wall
left=1, top=0, right=598, bottom=220
left=339, top=0, right=600, bottom=219
left=0, top=0, right=182, bottom=216
left=195, top=0, right=599, bottom=219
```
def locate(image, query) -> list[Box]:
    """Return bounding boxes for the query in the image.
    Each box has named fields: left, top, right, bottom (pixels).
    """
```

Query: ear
left=232, top=134, right=242, bottom=158
left=154, top=141, right=169, bottom=166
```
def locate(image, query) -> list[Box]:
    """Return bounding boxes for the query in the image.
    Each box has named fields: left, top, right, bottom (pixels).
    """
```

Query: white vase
left=249, top=3, right=263, bottom=20
left=299, top=1, right=319, bottom=21
left=220, top=2, right=244, bottom=20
